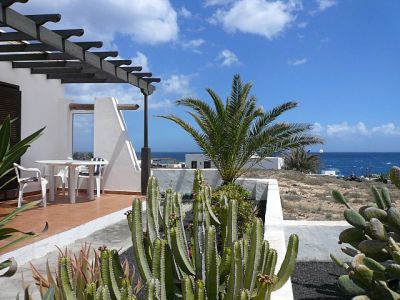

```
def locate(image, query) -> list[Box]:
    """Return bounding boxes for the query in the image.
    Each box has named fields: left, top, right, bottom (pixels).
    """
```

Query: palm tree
left=160, top=74, right=323, bottom=184
left=284, top=147, right=320, bottom=173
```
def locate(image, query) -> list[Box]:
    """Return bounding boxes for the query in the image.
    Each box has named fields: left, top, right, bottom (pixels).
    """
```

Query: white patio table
left=35, top=160, right=108, bottom=203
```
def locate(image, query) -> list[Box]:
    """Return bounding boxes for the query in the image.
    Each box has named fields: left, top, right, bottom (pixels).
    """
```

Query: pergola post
left=141, top=89, right=151, bottom=195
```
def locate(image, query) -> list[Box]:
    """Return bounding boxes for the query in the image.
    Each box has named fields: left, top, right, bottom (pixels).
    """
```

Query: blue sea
left=146, top=152, right=400, bottom=177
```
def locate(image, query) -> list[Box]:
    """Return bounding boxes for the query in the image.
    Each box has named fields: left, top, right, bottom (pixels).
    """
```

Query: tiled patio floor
left=0, top=192, right=142, bottom=254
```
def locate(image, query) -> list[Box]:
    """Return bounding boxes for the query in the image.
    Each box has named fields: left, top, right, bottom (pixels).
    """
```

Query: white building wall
left=0, top=62, right=70, bottom=191
left=185, top=153, right=214, bottom=169
left=93, top=97, right=141, bottom=192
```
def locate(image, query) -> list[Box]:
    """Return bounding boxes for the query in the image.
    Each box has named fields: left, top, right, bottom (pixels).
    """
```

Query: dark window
left=191, top=161, right=198, bottom=169
left=0, top=82, right=21, bottom=200
left=204, top=161, right=211, bottom=169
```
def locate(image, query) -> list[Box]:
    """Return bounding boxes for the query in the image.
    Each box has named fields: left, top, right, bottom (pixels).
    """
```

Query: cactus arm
left=59, top=257, right=77, bottom=300
left=143, top=234, right=153, bottom=267
left=195, top=280, right=206, bottom=300
left=272, top=234, right=299, bottom=291
left=330, top=254, right=350, bottom=270
left=337, top=275, right=366, bottom=296
left=174, top=192, right=190, bottom=255
left=226, top=241, right=244, bottom=300
left=163, top=189, right=173, bottom=244
left=146, top=278, right=161, bottom=300
left=259, top=241, right=270, bottom=273
left=100, top=250, right=116, bottom=299
left=120, top=278, right=133, bottom=300
left=381, top=187, right=392, bottom=208
left=344, top=209, right=367, bottom=229
left=85, top=282, right=96, bottom=300
left=219, top=247, right=232, bottom=285
left=152, top=239, right=167, bottom=300
left=205, top=226, right=219, bottom=300
left=131, top=199, right=153, bottom=282
left=220, top=197, right=228, bottom=249
left=171, top=227, right=195, bottom=275
left=164, top=248, right=177, bottom=300
left=332, top=190, right=352, bottom=209
left=243, top=218, right=263, bottom=292
left=390, top=166, right=400, bottom=188
left=226, top=200, right=238, bottom=249
left=182, top=275, right=195, bottom=300
left=109, top=249, right=125, bottom=299
left=193, top=196, right=206, bottom=281
left=256, top=249, right=277, bottom=300
left=372, top=186, right=386, bottom=210
left=204, top=185, right=221, bottom=225
left=147, top=177, right=160, bottom=244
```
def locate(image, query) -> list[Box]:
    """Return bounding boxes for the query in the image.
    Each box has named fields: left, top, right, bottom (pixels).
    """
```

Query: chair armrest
left=18, top=166, right=42, bottom=177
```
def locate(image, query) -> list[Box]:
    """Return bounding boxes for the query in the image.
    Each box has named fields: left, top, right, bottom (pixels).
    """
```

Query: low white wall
left=0, top=62, right=70, bottom=192
left=264, top=178, right=350, bottom=261
left=152, top=168, right=272, bottom=201
left=152, top=169, right=222, bottom=194
left=93, top=97, right=141, bottom=192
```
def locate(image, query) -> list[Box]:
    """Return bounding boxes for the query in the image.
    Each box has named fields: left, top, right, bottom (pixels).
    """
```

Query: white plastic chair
left=76, top=158, right=107, bottom=198
left=41, top=165, right=69, bottom=198
left=13, top=163, right=48, bottom=207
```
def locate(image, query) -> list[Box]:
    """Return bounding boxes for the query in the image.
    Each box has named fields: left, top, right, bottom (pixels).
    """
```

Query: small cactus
left=128, top=171, right=299, bottom=299
left=331, top=176, right=400, bottom=299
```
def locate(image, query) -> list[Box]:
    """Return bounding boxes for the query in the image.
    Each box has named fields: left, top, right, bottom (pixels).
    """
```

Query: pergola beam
left=0, top=29, right=85, bottom=41
left=0, top=41, right=103, bottom=52
left=69, top=103, right=140, bottom=111
left=61, top=78, right=125, bottom=84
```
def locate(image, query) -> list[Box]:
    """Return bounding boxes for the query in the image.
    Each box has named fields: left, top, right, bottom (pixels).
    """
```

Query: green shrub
left=211, top=183, right=256, bottom=237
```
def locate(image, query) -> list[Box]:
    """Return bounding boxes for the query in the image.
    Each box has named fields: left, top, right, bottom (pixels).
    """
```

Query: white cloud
left=297, top=21, right=308, bottom=28
left=132, top=52, right=149, bottom=72
left=288, top=57, right=307, bottom=66
left=211, top=0, right=302, bottom=39
left=161, top=74, right=196, bottom=97
left=316, top=0, right=336, bottom=11
left=14, top=0, right=179, bottom=46
left=216, top=49, right=240, bottom=66
left=204, top=0, right=235, bottom=6
left=179, top=7, right=192, bottom=18
left=181, top=39, right=205, bottom=53
left=312, top=122, right=400, bottom=138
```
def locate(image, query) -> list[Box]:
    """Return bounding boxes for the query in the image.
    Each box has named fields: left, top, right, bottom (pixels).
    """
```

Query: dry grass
left=244, top=169, right=400, bottom=221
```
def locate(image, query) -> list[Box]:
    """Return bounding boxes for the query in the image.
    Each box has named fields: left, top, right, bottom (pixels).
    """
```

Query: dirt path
left=244, top=169, right=400, bottom=221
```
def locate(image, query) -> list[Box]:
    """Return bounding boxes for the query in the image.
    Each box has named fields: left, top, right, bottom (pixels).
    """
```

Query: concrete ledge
left=0, top=206, right=131, bottom=266
left=264, top=178, right=350, bottom=262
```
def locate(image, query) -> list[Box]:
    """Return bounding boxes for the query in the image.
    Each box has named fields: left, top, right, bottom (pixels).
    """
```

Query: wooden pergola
left=0, top=0, right=160, bottom=194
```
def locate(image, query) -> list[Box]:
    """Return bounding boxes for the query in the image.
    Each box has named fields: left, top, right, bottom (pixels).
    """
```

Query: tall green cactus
left=128, top=171, right=299, bottom=299
left=331, top=175, right=400, bottom=299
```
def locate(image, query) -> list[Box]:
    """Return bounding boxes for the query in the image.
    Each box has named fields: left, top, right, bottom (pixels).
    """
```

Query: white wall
left=185, top=154, right=284, bottom=170
left=93, top=97, right=141, bottom=192
left=245, top=157, right=284, bottom=170
left=263, top=177, right=350, bottom=261
left=0, top=62, right=70, bottom=191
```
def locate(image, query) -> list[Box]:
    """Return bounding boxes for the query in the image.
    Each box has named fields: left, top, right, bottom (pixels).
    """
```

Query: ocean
left=147, top=152, right=400, bottom=177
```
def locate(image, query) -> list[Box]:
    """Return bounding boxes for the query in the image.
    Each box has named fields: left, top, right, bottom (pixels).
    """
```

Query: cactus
left=331, top=176, right=400, bottom=299
left=127, top=171, right=299, bottom=299
left=29, top=245, right=139, bottom=300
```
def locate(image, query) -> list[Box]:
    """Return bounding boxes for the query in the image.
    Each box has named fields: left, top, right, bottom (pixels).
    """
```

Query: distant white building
left=185, top=153, right=284, bottom=170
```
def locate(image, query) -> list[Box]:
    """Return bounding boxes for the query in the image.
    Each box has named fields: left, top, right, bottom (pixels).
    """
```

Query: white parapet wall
left=264, top=178, right=350, bottom=261
left=152, top=168, right=272, bottom=201
left=93, top=97, right=141, bottom=192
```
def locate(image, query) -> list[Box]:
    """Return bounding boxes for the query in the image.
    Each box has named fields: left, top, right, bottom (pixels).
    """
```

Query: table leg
left=48, top=165, right=55, bottom=202
left=68, top=165, right=76, bottom=204
left=88, top=165, right=94, bottom=201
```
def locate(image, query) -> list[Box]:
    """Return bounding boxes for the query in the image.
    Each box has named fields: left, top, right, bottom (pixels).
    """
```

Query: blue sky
left=15, top=0, right=400, bottom=152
